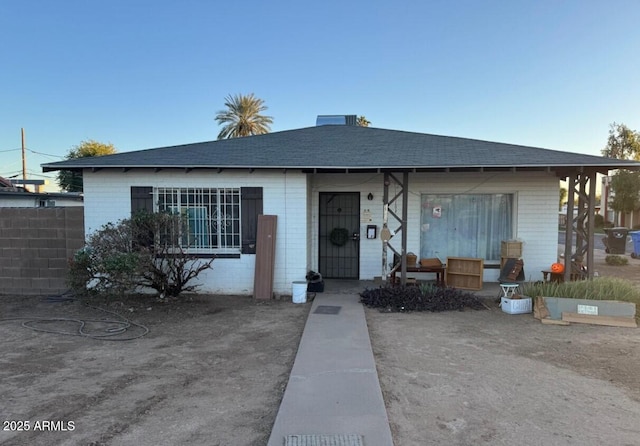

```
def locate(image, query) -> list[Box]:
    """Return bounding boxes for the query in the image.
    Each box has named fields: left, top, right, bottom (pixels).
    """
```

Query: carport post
left=563, top=169, right=598, bottom=281
left=381, top=172, right=409, bottom=286
left=400, top=172, right=409, bottom=285
left=382, top=176, right=389, bottom=283
left=564, top=173, right=576, bottom=282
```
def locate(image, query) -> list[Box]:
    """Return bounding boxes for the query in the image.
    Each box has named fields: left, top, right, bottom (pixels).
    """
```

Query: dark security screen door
left=319, top=192, right=360, bottom=279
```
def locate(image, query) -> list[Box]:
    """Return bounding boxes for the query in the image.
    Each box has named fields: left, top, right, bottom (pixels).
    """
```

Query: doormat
left=285, top=434, right=363, bottom=446
left=314, top=305, right=342, bottom=315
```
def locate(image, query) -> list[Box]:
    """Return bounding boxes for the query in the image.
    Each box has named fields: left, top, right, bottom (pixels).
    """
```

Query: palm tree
left=356, top=115, right=371, bottom=127
left=215, top=93, right=274, bottom=139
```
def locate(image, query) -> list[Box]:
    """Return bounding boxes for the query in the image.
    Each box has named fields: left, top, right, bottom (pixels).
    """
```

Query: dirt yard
left=0, top=294, right=308, bottom=446
left=367, top=253, right=640, bottom=445
left=1, top=251, right=639, bottom=446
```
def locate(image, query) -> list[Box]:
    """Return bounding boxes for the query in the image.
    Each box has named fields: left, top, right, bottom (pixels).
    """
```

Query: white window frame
left=420, top=193, right=514, bottom=262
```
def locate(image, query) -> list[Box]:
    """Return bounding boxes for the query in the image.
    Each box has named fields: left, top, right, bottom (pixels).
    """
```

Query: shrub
left=68, top=221, right=142, bottom=296
left=593, top=214, right=604, bottom=228
left=68, top=248, right=94, bottom=295
left=360, top=284, right=485, bottom=312
left=68, top=212, right=213, bottom=298
left=605, top=255, right=629, bottom=266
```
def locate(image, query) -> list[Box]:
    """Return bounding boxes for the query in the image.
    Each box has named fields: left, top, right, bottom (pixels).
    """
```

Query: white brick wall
left=309, top=173, right=384, bottom=279
left=310, top=171, right=559, bottom=282
left=82, top=169, right=308, bottom=295
left=82, top=168, right=559, bottom=294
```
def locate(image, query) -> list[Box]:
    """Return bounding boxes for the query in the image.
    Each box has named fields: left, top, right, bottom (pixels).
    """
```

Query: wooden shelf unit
left=446, top=257, right=484, bottom=290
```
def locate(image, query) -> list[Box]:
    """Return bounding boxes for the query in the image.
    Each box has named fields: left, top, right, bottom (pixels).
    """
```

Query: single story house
left=42, top=119, right=640, bottom=295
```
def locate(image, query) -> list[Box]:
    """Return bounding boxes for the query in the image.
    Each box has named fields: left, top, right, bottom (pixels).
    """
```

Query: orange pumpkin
left=551, top=262, right=564, bottom=273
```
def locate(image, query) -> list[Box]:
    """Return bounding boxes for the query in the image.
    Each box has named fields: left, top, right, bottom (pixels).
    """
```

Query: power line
left=1, top=147, right=64, bottom=158
left=26, top=171, right=58, bottom=179
left=26, top=167, right=56, bottom=175
left=27, top=149, right=65, bottom=159
left=1, top=169, right=57, bottom=180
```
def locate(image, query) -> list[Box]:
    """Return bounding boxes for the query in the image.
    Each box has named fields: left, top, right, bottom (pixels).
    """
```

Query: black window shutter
left=241, top=187, right=263, bottom=254
left=131, top=187, right=154, bottom=214
left=130, top=187, right=154, bottom=249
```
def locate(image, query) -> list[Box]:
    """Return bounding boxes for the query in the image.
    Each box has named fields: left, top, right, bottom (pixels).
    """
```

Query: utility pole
left=21, top=128, right=27, bottom=182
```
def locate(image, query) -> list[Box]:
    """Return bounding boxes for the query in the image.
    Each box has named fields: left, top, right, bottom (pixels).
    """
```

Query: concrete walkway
left=267, top=291, right=394, bottom=446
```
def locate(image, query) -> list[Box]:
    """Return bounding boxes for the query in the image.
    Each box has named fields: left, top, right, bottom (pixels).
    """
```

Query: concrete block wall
left=0, top=207, right=84, bottom=295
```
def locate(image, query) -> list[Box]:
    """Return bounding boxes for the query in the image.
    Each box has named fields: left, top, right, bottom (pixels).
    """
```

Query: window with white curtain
left=155, top=187, right=241, bottom=253
left=420, top=194, right=513, bottom=262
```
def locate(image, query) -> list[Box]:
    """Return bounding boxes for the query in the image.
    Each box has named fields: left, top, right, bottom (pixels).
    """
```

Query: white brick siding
left=309, top=173, right=384, bottom=280
left=82, top=168, right=558, bottom=294
left=82, top=169, right=308, bottom=295
left=310, top=171, right=558, bottom=283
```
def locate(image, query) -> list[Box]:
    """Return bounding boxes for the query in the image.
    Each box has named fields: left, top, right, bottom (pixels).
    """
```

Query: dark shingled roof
left=42, top=125, right=640, bottom=173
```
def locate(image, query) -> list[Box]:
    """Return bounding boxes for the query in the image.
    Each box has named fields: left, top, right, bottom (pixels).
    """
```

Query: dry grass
left=521, top=277, right=640, bottom=307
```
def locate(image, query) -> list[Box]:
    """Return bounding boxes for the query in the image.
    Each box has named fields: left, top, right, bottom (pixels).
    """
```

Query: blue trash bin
left=630, top=231, right=640, bottom=258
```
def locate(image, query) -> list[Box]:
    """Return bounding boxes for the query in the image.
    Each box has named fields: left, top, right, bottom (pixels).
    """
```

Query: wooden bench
left=541, top=270, right=583, bottom=283
left=390, top=265, right=447, bottom=286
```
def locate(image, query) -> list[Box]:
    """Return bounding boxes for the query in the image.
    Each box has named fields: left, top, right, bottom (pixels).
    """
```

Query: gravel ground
left=0, top=294, right=308, bottom=446
left=1, top=248, right=638, bottom=446
left=367, top=250, right=640, bottom=445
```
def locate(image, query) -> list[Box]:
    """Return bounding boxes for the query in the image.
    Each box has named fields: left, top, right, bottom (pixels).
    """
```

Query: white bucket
left=292, top=281, right=307, bottom=304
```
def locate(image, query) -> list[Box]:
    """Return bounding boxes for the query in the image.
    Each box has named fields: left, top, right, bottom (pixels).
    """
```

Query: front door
left=319, top=192, right=360, bottom=279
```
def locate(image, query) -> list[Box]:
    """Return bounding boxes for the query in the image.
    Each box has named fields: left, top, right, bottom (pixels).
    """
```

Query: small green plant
left=605, top=255, right=629, bottom=266
left=419, top=282, right=436, bottom=296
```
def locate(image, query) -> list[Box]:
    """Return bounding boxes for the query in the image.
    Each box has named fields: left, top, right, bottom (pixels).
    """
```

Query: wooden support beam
left=401, top=172, right=409, bottom=285
left=564, top=173, right=576, bottom=282
left=562, top=312, right=637, bottom=328
left=541, top=318, right=571, bottom=326
left=381, top=172, right=408, bottom=286
left=587, top=171, right=597, bottom=278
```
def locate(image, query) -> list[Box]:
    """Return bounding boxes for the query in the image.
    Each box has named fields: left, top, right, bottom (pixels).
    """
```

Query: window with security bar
left=155, top=187, right=241, bottom=253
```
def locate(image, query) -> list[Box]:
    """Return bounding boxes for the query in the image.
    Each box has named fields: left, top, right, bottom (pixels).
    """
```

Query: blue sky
left=1, top=0, right=639, bottom=189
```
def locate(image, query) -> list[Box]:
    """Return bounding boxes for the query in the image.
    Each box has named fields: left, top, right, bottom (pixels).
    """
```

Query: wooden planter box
left=446, top=257, right=483, bottom=290
left=501, top=240, right=523, bottom=258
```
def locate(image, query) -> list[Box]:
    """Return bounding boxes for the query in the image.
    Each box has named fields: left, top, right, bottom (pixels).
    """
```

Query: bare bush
left=68, top=212, right=213, bottom=298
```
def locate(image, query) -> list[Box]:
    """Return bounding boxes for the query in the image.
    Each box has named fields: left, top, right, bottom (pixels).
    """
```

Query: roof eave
left=42, top=163, right=640, bottom=173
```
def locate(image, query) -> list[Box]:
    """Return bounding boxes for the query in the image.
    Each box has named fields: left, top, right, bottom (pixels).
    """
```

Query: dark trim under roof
left=41, top=125, right=640, bottom=174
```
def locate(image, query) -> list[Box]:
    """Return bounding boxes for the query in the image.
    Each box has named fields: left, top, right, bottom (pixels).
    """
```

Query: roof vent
left=316, top=115, right=357, bottom=126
